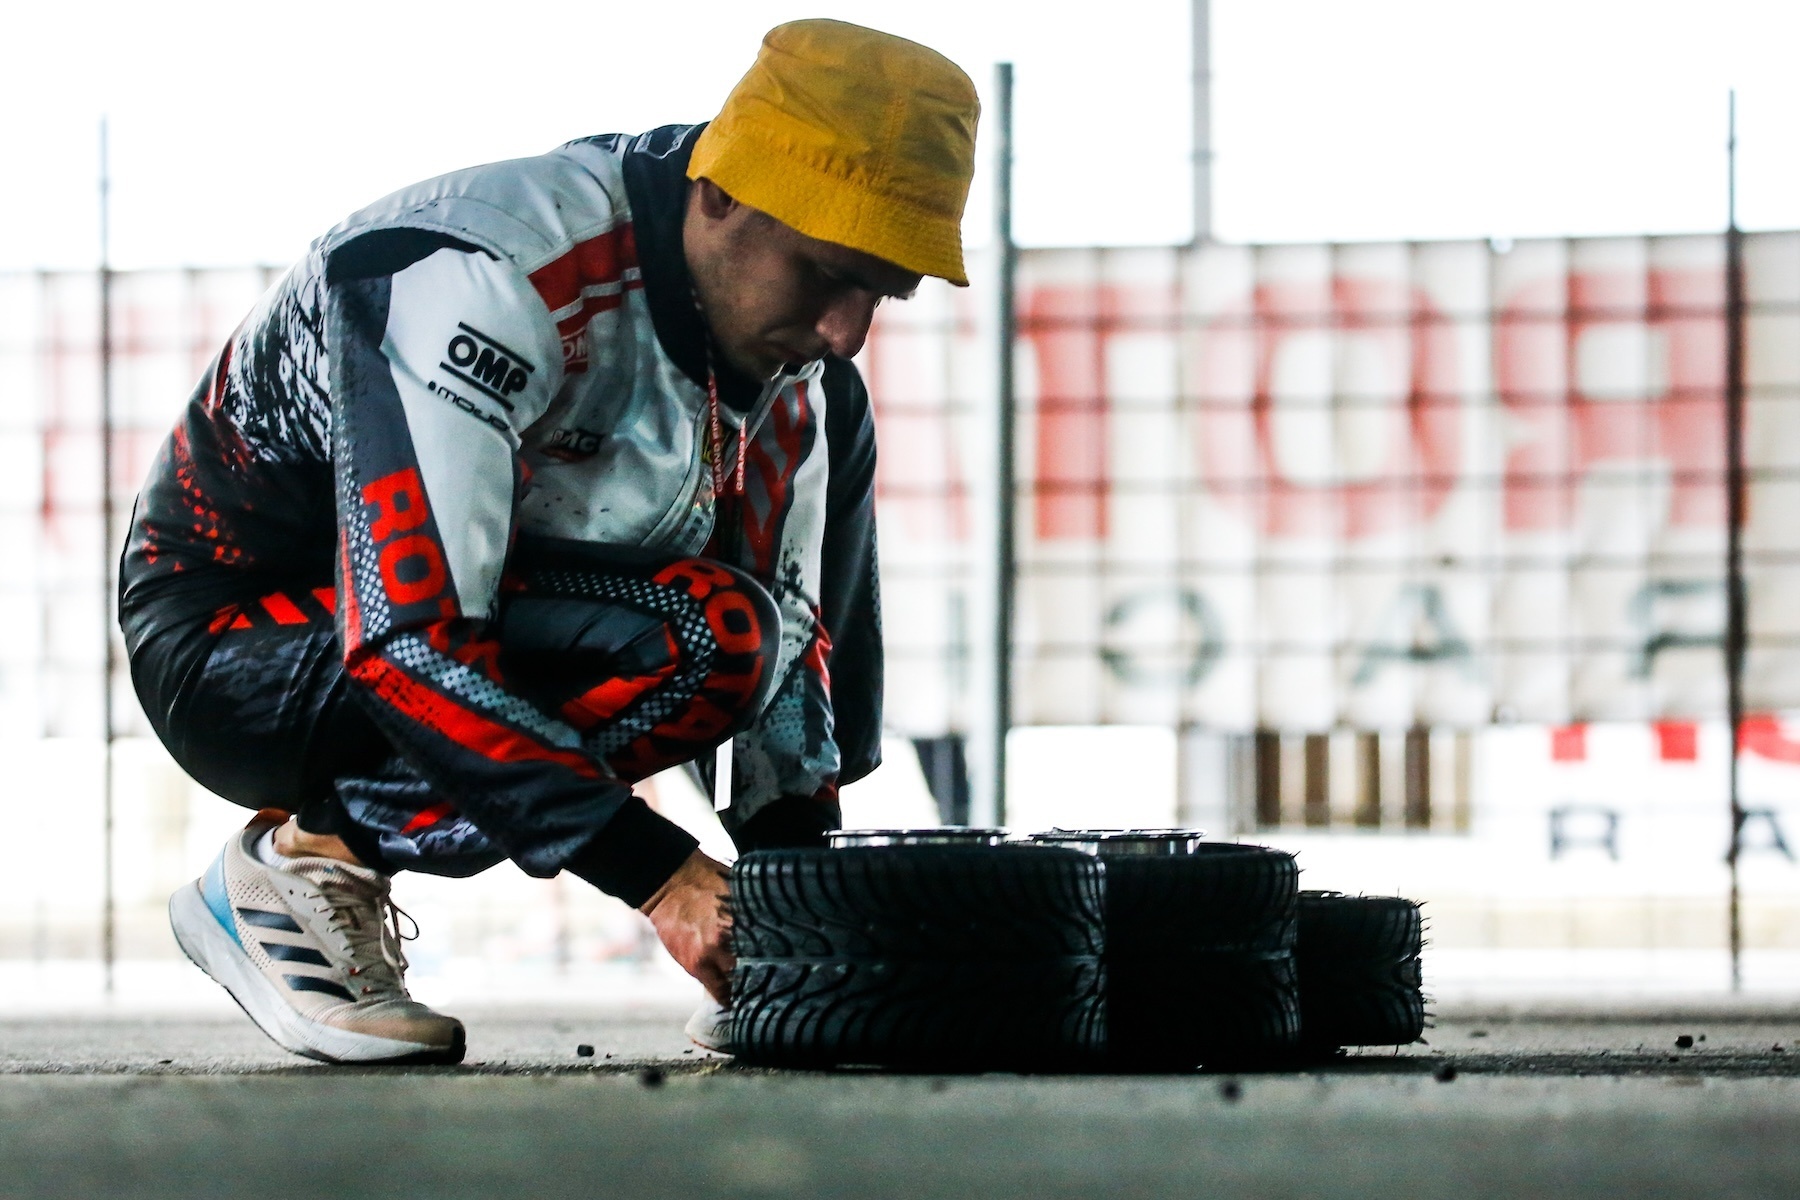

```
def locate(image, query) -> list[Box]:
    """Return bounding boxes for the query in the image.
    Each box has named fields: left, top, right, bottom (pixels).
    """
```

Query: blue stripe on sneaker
left=263, top=943, right=331, bottom=967
left=285, top=975, right=356, bottom=1002
left=200, top=851, right=243, bottom=949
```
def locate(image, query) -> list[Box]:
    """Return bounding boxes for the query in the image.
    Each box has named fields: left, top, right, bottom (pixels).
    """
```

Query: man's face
left=684, top=178, right=923, bottom=381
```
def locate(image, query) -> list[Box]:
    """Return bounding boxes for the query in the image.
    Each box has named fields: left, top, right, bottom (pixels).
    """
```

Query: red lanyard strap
left=705, top=363, right=748, bottom=500
left=694, top=289, right=747, bottom=500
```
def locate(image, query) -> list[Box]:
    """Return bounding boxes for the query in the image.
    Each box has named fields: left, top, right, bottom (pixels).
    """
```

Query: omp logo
left=441, top=323, right=536, bottom=410
left=542, top=427, right=605, bottom=462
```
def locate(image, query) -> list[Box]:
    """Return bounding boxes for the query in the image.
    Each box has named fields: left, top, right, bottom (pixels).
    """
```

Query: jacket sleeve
left=818, top=356, right=883, bottom=787
left=325, top=239, right=696, bottom=905
left=714, top=356, right=882, bottom=845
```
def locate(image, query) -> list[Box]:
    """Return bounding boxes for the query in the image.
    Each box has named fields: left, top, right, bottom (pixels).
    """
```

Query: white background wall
left=5, top=1, right=1800, bottom=271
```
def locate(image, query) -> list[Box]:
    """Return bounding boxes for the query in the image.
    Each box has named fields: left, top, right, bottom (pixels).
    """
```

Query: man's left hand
left=639, top=849, right=734, bottom=1004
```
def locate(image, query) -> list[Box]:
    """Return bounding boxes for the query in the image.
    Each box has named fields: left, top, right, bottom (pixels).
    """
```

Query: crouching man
left=120, top=19, right=978, bottom=1063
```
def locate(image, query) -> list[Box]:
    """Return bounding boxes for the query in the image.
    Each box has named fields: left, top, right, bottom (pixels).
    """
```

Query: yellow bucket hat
left=688, top=19, right=980, bottom=287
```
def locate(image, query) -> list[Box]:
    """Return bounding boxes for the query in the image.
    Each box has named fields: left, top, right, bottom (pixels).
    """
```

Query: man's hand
left=639, top=849, right=734, bottom=1004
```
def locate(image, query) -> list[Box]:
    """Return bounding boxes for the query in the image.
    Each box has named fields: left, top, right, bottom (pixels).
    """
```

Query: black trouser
left=124, top=539, right=794, bottom=875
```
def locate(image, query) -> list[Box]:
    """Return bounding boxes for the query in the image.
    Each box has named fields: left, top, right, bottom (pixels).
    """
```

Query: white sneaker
left=685, top=997, right=733, bottom=1053
left=169, top=810, right=464, bottom=1064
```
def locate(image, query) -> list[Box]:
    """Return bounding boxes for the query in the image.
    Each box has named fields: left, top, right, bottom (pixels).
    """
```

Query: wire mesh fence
left=2, top=231, right=1797, bottom=1005
left=880, top=234, right=1800, bottom=730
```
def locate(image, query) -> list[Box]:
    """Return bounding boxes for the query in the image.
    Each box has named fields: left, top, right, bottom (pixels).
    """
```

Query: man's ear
left=693, top=177, right=739, bottom=221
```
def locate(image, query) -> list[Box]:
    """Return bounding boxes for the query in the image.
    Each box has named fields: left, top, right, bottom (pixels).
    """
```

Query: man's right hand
left=639, top=849, right=734, bottom=1005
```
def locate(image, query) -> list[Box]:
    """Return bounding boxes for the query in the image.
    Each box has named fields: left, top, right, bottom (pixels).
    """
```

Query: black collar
left=616, top=123, right=762, bottom=414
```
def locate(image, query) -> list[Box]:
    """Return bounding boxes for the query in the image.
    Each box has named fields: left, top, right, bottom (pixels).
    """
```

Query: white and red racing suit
left=119, top=125, right=883, bottom=906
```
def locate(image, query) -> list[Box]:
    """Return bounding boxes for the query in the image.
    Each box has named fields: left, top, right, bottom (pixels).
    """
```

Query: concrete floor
left=4, top=1007, right=1800, bottom=1199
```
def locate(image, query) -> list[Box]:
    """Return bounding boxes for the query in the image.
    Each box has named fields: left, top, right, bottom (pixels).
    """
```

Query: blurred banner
left=874, top=234, right=1800, bottom=734
left=2, top=234, right=1797, bottom=740
left=0, top=267, right=282, bottom=740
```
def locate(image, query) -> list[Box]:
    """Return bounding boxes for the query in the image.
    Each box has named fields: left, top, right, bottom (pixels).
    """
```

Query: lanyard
left=694, top=289, right=747, bottom=499
left=705, top=359, right=748, bottom=500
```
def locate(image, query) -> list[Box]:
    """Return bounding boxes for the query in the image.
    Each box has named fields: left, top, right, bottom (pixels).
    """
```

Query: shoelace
left=311, top=874, right=419, bottom=1001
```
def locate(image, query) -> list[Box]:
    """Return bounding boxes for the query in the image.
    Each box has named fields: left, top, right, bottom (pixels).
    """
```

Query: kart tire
left=1295, top=893, right=1426, bottom=1049
left=732, top=956, right=1106, bottom=1071
left=730, top=846, right=1106, bottom=1070
left=1100, top=843, right=1301, bottom=1070
left=1297, top=892, right=1422, bottom=963
left=1107, top=947, right=1301, bottom=1070
left=1103, top=845, right=1301, bottom=955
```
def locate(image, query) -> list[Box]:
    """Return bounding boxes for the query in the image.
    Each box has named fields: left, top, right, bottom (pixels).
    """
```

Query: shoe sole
left=169, top=882, right=465, bottom=1066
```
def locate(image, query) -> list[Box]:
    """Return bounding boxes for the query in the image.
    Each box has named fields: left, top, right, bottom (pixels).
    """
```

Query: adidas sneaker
left=168, top=809, right=464, bottom=1064
left=684, top=996, right=733, bottom=1053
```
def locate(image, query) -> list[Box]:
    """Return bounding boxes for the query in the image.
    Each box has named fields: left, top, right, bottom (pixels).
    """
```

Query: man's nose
left=815, top=291, right=880, bottom=360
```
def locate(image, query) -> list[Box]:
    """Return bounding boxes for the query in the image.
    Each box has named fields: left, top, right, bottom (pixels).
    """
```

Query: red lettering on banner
left=1546, top=719, right=1800, bottom=765
left=1025, top=285, right=1111, bottom=539
left=862, top=303, right=973, bottom=544
left=1496, top=268, right=1726, bottom=532
left=379, top=535, right=447, bottom=605
left=1194, top=278, right=1461, bottom=538
left=362, top=468, right=430, bottom=542
left=1654, top=721, right=1699, bottom=761
left=1550, top=723, right=1588, bottom=761
left=1022, top=282, right=1180, bottom=540
left=1740, top=715, right=1800, bottom=763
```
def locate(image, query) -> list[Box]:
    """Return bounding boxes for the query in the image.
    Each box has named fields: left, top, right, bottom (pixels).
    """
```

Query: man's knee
left=652, top=558, right=782, bottom=662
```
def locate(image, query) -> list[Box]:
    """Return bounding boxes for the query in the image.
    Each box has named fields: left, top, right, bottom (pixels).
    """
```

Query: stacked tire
left=1294, top=891, right=1427, bottom=1053
left=729, top=833, right=1107, bottom=1070
left=727, top=831, right=1423, bottom=1071
left=1027, top=833, right=1299, bottom=1070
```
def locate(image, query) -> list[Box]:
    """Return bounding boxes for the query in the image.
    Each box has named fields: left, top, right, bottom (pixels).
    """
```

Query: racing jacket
left=120, top=124, right=883, bottom=904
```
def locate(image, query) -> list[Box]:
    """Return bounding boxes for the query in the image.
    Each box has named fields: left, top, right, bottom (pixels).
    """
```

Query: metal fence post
left=1724, top=91, right=1747, bottom=992
left=990, top=62, right=1017, bottom=828
left=98, top=117, right=117, bottom=997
